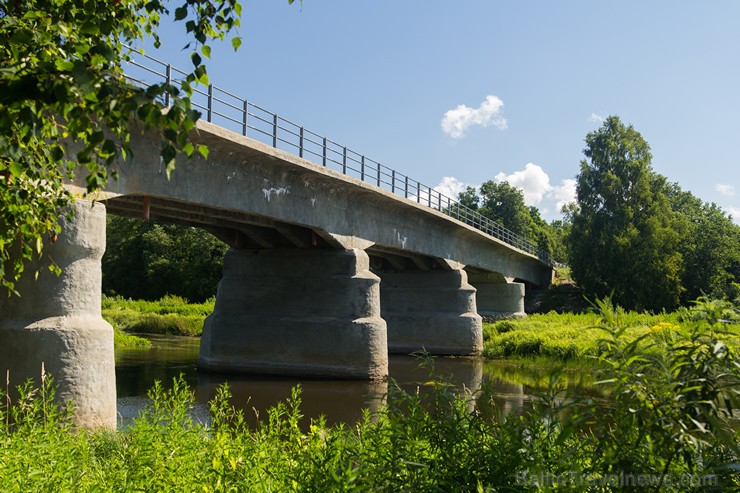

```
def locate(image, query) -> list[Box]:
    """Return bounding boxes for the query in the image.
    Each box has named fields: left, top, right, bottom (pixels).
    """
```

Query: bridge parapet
left=124, top=51, right=553, bottom=265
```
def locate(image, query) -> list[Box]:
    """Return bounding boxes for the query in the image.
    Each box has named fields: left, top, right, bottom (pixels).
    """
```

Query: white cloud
left=727, top=206, right=740, bottom=225
left=441, top=95, right=507, bottom=139
left=494, top=163, right=552, bottom=205
left=433, top=176, right=472, bottom=199
left=431, top=165, right=576, bottom=221
left=493, top=163, right=577, bottom=215
left=716, top=183, right=735, bottom=197
left=588, top=112, right=605, bottom=124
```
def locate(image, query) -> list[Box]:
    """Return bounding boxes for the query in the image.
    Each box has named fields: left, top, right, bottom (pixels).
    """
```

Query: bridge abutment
left=379, top=268, right=483, bottom=355
left=198, top=247, right=388, bottom=379
left=467, top=272, right=526, bottom=318
left=0, top=199, right=116, bottom=428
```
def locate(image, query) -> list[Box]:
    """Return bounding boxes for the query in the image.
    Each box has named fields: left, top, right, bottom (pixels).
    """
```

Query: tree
left=103, top=216, right=228, bottom=302
left=567, top=116, right=683, bottom=311
left=665, top=184, right=740, bottom=303
left=457, top=186, right=480, bottom=210
left=478, top=180, right=529, bottom=236
left=455, top=182, right=567, bottom=261
left=0, top=0, right=294, bottom=295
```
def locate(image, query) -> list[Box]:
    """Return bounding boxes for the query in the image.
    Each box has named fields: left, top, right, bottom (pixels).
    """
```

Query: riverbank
left=3, top=298, right=739, bottom=491
left=103, top=295, right=213, bottom=348
left=106, top=295, right=740, bottom=368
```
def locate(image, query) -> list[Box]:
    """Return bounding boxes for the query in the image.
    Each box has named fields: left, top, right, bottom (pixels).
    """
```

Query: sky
left=139, top=1, right=740, bottom=223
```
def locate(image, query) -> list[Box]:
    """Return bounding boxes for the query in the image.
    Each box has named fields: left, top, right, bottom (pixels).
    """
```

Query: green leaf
left=9, top=161, right=23, bottom=177
left=201, top=45, right=211, bottom=58
left=174, top=6, right=188, bottom=20
left=191, top=52, right=202, bottom=67
left=231, top=36, right=242, bottom=51
left=197, top=144, right=209, bottom=159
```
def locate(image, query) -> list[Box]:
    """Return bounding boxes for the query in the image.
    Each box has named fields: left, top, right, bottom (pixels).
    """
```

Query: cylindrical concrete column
left=199, top=248, right=388, bottom=379
left=0, top=199, right=116, bottom=428
left=468, top=273, right=526, bottom=318
left=379, top=268, right=483, bottom=355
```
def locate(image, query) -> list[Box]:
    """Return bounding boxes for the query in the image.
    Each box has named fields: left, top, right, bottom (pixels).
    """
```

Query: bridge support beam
left=0, top=199, right=116, bottom=428
left=467, top=272, right=526, bottom=318
left=379, top=268, right=482, bottom=355
left=199, top=248, right=388, bottom=379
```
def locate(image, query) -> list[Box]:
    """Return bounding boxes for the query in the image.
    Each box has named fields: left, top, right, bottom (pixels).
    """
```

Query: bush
left=2, top=303, right=739, bottom=493
left=102, top=295, right=211, bottom=338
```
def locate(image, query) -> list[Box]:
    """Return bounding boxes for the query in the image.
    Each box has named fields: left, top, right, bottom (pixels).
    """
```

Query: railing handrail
left=122, top=50, right=553, bottom=265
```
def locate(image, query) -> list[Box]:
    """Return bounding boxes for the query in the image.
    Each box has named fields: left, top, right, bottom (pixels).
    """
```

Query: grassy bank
left=2, top=299, right=739, bottom=491
left=103, top=295, right=212, bottom=345
left=483, top=297, right=740, bottom=365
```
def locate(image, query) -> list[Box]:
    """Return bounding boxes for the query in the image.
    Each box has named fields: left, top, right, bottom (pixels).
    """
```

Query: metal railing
left=123, top=51, right=553, bottom=265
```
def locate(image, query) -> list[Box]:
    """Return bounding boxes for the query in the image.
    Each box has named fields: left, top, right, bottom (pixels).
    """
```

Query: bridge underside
left=3, top=117, right=551, bottom=426
left=1, top=197, right=532, bottom=426
left=103, top=194, right=527, bottom=368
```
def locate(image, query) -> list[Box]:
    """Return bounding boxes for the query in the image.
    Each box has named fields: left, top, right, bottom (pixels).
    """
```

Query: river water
left=115, top=335, right=598, bottom=428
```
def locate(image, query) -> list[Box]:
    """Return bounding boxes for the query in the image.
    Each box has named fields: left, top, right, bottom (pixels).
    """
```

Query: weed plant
left=112, top=329, right=151, bottom=349
left=102, top=294, right=213, bottom=338
left=483, top=299, right=739, bottom=366
left=3, top=298, right=737, bottom=491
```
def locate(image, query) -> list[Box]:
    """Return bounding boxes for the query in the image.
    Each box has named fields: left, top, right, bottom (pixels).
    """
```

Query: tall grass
left=483, top=298, right=740, bottom=364
left=2, top=298, right=739, bottom=491
left=103, top=294, right=213, bottom=338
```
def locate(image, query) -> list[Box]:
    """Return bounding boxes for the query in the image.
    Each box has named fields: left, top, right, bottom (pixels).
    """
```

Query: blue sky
left=141, top=1, right=740, bottom=223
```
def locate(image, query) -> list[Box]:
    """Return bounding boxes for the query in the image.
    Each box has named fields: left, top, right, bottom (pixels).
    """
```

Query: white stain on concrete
left=395, top=230, right=408, bottom=249
left=311, top=197, right=317, bottom=207
left=262, top=187, right=289, bottom=202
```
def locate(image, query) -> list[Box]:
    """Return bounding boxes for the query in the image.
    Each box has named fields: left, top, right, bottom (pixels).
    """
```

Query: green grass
left=112, top=329, right=151, bottom=349
left=102, top=295, right=212, bottom=338
left=3, top=299, right=740, bottom=493
left=483, top=301, right=740, bottom=365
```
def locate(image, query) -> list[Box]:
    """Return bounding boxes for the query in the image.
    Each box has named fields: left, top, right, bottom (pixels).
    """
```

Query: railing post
left=299, top=127, right=304, bottom=158
left=391, top=170, right=396, bottom=193
left=361, top=156, right=365, bottom=181
left=322, top=137, right=327, bottom=167
left=207, top=84, right=213, bottom=122
left=376, top=164, right=381, bottom=187
left=404, top=176, right=409, bottom=198
left=242, top=100, right=248, bottom=136
left=417, top=182, right=420, bottom=203
left=272, top=114, right=278, bottom=148
left=342, top=147, right=347, bottom=174
left=165, top=64, right=172, bottom=107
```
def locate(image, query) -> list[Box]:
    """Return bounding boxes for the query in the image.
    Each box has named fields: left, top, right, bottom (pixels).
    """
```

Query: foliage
left=102, top=294, right=213, bottom=337
left=560, top=296, right=740, bottom=490
left=567, top=115, right=684, bottom=311
left=2, top=298, right=739, bottom=491
left=483, top=301, right=740, bottom=365
left=112, top=329, right=151, bottom=349
left=102, top=294, right=215, bottom=316
left=456, top=181, right=567, bottom=261
left=103, top=216, right=228, bottom=302
left=478, top=180, right=530, bottom=236
left=665, top=184, right=740, bottom=304
left=0, top=0, right=295, bottom=295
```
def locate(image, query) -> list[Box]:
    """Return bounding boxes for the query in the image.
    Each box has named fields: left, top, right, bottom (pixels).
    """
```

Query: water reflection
left=115, top=335, right=597, bottom=428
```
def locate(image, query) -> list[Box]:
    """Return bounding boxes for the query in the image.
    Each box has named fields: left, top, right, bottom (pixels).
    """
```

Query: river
left=115, top=335, right=598, bottom=428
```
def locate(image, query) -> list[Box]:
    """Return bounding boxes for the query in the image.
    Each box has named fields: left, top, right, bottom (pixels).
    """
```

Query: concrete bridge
left=1, top=59, right=552, bottom=427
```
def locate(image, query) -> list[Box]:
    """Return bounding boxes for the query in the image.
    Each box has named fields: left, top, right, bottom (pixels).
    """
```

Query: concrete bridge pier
left=0, top=199, right=116, bottom=428
left=467, top=272, right=526, bottom=318
left=198, top=247, right=388, bottom=379
left=379, top=266, right=483, bottom=355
